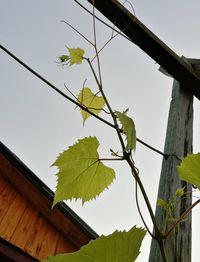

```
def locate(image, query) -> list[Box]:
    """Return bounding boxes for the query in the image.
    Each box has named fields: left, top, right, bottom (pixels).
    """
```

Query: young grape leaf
left=58, top=55, right=70, bottom=63
left=175, top=187, right=185, bottom=197
left=52, top=137, right=115, bottom=206
left=157, top=198, right=169, bottom=211
left=177, top=153, right=200, bottom=189
left=77, top=87, right=105, bottom=124
left=43, top=226, right=146, bottom=262
left=116, top=111, right=136, bottom=151
left=67, top=47, right=84, bottom=65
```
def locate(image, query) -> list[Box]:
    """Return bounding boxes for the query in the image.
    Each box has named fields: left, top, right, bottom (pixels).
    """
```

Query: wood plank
left=0, top=175, right=7, bottom=192
left=0, top=189, right=27, bottom=241
left=24, top=213, right=50, bottom=259
left=0, top=181, right=17, bottom=224
left=2, top=164, right=91, bottom=247
left=50, top=207, right=91, bottom=247
left=37, top=222, right=59, bottom=260
left=0, top=157, right=87, bottom=246
left=149, top=80, right=193, bottom=261
left=86, top=0, right=200, bottom=100
left=55, top=234, right=77, bottom=255
left=10, top=204, right=39, bottom=249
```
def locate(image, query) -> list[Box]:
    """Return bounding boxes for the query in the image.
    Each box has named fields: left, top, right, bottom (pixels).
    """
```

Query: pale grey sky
left=0, top=1, right=200, bottom=261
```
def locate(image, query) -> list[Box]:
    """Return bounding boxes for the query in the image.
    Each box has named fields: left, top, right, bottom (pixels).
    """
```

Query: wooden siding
left=0, top=175, right=77, bottom=260
left=0, top=152, right=94, bottom=247
left=0, top=146, right=97, bottom=261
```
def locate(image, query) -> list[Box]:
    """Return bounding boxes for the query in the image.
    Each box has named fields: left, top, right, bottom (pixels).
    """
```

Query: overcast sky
left=0, top=1, right=200, bottom=261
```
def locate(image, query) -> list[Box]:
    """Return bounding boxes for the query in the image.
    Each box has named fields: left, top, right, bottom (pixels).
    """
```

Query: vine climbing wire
left=0, top=44, right=179, bottom=161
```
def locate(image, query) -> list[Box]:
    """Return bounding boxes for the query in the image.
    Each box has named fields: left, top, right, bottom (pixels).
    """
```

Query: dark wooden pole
left=85, top=0, right=200, bottom=100
left=149, top=79, right=193, bottom=261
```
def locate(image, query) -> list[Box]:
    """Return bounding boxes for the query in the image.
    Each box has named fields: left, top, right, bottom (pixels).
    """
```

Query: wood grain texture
left=0, top=177, right=81, bottom=260
left=55, top=234, right=77, bottom=255
left=0, top=154, right=93, bottom=247
left=0, top=191, right=27, bottom=241
left=0, top=152, right=95, bottom=260
left=10, top=206, right=40, bottom=249
left=24, top=213, right=48, bottom=258
left=0, top=175, right=7, bottom=191
left=37, top=224, right=59, bottom=260
left=149, top=80, right=193, bottom=262
left=0, top=181, right=17, bottom=223
left=86, top=0, right=200, bottom=100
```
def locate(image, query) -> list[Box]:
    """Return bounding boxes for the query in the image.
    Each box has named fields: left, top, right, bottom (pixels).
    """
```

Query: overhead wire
left=0, top=44, right=180, bottom=160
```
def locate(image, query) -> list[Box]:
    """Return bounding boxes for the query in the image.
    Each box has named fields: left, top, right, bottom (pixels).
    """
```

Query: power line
left=0, top=44, right=178, bottom=159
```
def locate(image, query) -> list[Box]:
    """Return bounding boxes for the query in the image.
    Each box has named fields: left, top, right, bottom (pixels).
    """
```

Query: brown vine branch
left=74, top=0, right=131, bottom=42
left=165, top=198, right=200, bottom=238
left=86, top=57, right=126, bottom=153
left=126, top=156, right=163, bottom=239
left=61, top=20, right=94, bottom=47
left=135, top=180, right=156, bottom=239
left=99, top=157, right=124, bottom=161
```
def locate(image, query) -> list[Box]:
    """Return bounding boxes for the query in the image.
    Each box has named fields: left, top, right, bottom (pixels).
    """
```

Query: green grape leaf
left=157, top=198, right=175, bottom=215
left=116, top=111, right=136, bottom=151
left=177, top=153, right=200, bottom=189
left=77, top=87, right=105, bottom=124
left=58, top=55, right=70, bottom=63
left=175, top=187, right=185, bottom=197
left=157, top=198, right=169, bottom=211
left=43, top=226, right=146, bottom=262
left=68, top=47, right=84, bottom=65
left=52, top=137, right=115, bottom=206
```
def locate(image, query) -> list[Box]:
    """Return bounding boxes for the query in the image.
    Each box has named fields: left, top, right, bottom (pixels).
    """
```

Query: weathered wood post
left=149, top=74, right=193, bottom=261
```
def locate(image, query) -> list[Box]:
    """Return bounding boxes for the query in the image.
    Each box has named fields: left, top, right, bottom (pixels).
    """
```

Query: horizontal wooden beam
left=0, top=238, right=37, bottom=262
left=86, top=0, right=200, bottom=100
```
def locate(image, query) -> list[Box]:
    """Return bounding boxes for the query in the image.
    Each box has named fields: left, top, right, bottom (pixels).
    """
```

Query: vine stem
left=86, top=58, right=126, bottom=153
left=158, top=240, right=168, bottom=262
left=61, top=20, right=94, bottom=46
left=99, top=157, right=124, bottom=161
left=87, top=7, right=163, bottom=246
left=165, top=198, right=200, bottom=238
left=74, top=0, right=131, bottom=42
left=135, top=180, right=156, bottom=239
left=2, top=3, right=168, bottom=258
left=126, top=152, right=168, bottom=261
left=87, top=11, right=166, bottom=257
left=92, top=2, right=102, bottom=86
left=89, top=2, right=126, bottom=151
left=126, top=156, right=162, bottom=238
left=1, top=42, right=166, bottom=258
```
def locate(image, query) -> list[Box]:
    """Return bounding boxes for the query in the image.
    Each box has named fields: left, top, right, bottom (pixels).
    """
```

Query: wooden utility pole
left=149, top=78, right=193, bottom=261
left=149, top=59, right=200, bottom=261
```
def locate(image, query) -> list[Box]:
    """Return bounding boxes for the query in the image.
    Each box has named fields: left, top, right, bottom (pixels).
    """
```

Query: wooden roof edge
left=86, top=0, right=200, bottom=100
left=0, top=237, right=38, bottom=262
left=0, top=141, right=99, bottom=241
